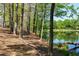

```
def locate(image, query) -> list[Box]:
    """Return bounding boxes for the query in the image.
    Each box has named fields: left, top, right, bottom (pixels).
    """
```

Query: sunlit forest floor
left=0, top=27, right=50, bottom=56
left=0, top=27, right=66, bottom=56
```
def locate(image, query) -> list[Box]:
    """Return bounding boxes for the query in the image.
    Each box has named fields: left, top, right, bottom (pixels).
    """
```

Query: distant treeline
left=53, top=19, right=79, bottom=29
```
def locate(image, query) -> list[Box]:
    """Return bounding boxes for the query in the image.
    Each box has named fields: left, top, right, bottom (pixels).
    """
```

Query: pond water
left=53, top=32, right=79, bottom=55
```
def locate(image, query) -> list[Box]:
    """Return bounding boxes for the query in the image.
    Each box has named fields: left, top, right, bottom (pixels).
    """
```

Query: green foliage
left=53, top=19, right=79, bottom=30
left=54, top=32, right=78, bottom=42
left=55, top=3, right=68, bottom=18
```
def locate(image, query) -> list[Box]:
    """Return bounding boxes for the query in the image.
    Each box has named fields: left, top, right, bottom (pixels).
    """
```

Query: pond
left=53, top=32, right=79, bottom=55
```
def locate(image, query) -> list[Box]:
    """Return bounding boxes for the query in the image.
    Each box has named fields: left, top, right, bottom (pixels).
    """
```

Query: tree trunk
left=40, top=4, right=46, bottom=40
left=35, top=7, right=38, bottom=35
left=9, top=3, right=11, bottom=28
left=48, top=3, right=55, bottom=56
left=15, top=3, right=19, bottom=35
left=20, top=3, right=24, bottom=38
left=3, top=3, right=6, bottom=28
left=27, top=4, right=31, bottom=34
left=33, top=4, right=37, bottom=33
left=9, top=3, right=14, bottom=34
left=39, top=4, right=44, bottom=37
left=12, top=3, right=14, bottom=34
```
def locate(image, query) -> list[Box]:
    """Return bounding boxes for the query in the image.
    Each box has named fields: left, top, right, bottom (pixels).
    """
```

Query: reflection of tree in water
left=53, top=32, right=79, bottom=42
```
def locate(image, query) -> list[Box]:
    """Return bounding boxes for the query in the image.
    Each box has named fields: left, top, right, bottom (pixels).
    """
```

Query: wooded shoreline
left=53, top=29, right=79, bottom=32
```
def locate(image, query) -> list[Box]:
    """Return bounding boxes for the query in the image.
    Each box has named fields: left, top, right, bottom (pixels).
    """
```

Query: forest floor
left=0, top=27, right=65, bottom=56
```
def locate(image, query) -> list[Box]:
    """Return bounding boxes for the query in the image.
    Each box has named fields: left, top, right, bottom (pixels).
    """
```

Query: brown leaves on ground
left=0, top=27, right=48, bottom=56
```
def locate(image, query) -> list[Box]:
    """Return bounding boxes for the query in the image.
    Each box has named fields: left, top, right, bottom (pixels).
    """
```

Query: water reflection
left=53, top=32, right=79, bottom=55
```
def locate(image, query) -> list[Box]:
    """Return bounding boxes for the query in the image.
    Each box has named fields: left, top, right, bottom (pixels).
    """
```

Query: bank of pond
left=53, top=31, right=79, bottom=56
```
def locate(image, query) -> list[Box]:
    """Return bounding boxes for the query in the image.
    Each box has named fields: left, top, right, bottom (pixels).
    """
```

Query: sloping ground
left=0, top=27, right=49, bottom=56
left=0, top=27, right=65, bottom=56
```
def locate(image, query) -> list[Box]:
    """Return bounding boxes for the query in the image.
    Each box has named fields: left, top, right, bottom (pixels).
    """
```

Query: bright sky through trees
left=54, top=3, right=79, bottom=21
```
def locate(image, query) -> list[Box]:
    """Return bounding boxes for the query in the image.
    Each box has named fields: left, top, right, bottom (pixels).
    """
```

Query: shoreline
left=53, top=29, right=79, bottom=32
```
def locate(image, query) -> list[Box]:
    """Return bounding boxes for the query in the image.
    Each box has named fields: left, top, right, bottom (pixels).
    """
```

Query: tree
left=48, top=3, right=55, bottom=56
left=40, top=4, right=46, bottom=40
left=12, top=3, right=14, bottom=33
left=20, top=3, right=24, bottom=38
left=9, top=3, right=14, bottom=34
left=3, top=3, right=6, bottom=28
left=33, top=4, right=37, bottom=33
left=27, top=3, right=31, bottom=34
left=35, top=4, right=39, bottom=35
left=15, top=3, right=19, bottom=34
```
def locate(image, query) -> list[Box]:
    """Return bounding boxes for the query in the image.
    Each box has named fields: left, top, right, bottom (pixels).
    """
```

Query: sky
left=73, top=3, right=79, bottom=8
left=54, top=3, right=79, bottom=21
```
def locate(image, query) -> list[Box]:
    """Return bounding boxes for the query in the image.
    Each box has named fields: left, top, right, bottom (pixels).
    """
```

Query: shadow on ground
left=6, top=44, right=48, bottom=56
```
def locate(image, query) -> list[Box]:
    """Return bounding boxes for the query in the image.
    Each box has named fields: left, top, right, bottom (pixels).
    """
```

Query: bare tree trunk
left=20, top=3, right=24, bottom=38
left=48, top=3, right=55, bottom=56
left=33, top=4, right=37, bottom=33
left=12, top=3, right=15, bottom=34
left=9, top=3, right=11, bottom=28
left=9, top=3, right=13, bottom=34
left=40, top=4, right=46, bottom=40
left=3, top=3, right=6, bottom=28
left=9, top=3, right=14, bottom=34
left=15, top=3, right=19, bottom=35
left=27, top=3, right=31, bottom=34
left=35, top=8, right=38, bottom=35
left=39, top=4, right=44, bottom=38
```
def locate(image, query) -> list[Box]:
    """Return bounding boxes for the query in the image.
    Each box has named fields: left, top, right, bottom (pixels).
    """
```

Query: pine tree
left=20, top=3, right=24, bottom=38
left=48, top=3, right=55, bottom=56
left=3, top=3, right=6, bottom=28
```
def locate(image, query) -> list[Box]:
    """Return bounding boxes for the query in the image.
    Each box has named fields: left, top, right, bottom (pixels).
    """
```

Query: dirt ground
left=0, top=27, right=49, bottom=56
left=0, top=27, right=65, bottom=56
